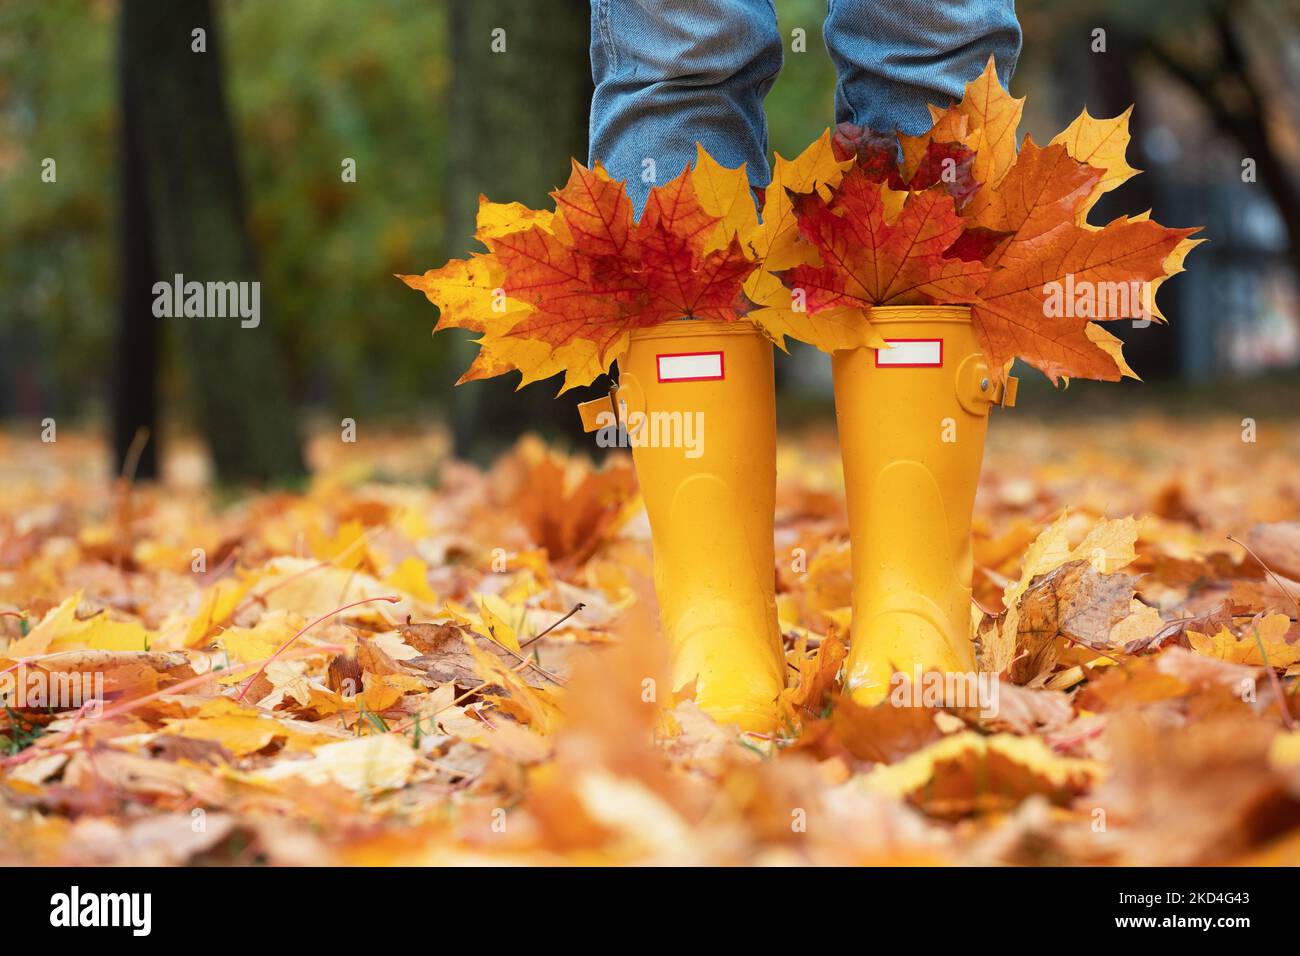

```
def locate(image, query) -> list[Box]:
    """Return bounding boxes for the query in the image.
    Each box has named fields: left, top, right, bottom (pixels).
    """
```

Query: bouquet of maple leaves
left=403, top=59, right=1201, bottom=389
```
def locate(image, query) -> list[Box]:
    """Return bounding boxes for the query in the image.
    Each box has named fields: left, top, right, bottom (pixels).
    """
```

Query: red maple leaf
left=782, top=165, right=988, bottom=311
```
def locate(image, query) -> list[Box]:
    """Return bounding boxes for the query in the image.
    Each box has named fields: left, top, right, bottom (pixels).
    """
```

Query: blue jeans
left=589, top=0, right=1021, bottom=213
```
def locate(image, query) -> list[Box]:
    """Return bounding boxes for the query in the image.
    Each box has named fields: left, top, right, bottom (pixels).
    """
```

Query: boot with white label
left=579, top=319, right=785, bottom=731
left=833, top=306, right=1016, bottom=706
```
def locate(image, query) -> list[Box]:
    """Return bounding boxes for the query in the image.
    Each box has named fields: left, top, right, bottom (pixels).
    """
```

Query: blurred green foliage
left=766, top=0, right=838, bottom=161
left=0, top=0, right=116, bottom=418
left=224, top=0, right=452, bottom=418
left=2, top=0, right=458, bottom=422
left=0, top=0, right=840, bottom=423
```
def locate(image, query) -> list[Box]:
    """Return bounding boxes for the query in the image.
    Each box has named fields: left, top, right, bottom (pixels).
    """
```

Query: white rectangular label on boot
left=876, top=338, right=943, bottom=367
left=656, top=351, right=725, bottom=382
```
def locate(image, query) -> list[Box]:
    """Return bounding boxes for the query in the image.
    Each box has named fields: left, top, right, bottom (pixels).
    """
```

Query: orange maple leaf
left=944, top=54, right=1025, bottom=186
left=970, top=216, right=1199, bottom=383
left=964, top=138, right=1102, bottom=253
left=887, top=62, right=1202, bottom=384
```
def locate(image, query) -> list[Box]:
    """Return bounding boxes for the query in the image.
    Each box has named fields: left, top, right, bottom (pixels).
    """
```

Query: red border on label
left=656, top=350, right=726, bottom=383
left=875, top=338, right=943, bottom=368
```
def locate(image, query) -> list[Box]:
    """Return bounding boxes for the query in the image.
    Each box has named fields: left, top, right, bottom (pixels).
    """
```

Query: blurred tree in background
left=1, top=0, right=455, bottom=462
left=0, top=1, right=115, bottom=423
left=222, top=0, right=453, bottom=420
left=441, top=0, right=599, bottom=463
left=1024, top=0, right=1300, bottom=272
left=1020, top=0, right=1300, bottom=378
left=116, top=0, right=303, bottom=482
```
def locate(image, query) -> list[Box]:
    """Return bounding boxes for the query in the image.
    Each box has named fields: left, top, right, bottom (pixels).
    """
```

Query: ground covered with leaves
left=2, top=413, right=1300, bottom=866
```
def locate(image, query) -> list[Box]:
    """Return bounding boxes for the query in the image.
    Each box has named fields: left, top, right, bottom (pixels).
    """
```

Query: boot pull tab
left=956, top=354, right=1018, bottom=415
left=998, top=375, right=1019, bottom=408
left=576, top=371, right=648, bottom=435
left=577, top=387, right=619, bottom=433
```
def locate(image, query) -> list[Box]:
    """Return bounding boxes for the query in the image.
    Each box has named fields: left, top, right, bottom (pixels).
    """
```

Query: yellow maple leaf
left=773, top=127, right=854, bottom=195
left=183, top=578, right=250, bottom=649
left=162, top=698, right=336, bottom=756
left=1108, top=603, right=1166, bottom=648
left=987, top=513, right=1141, bottom=673
left=399, top=255, right=529, bottom=334
left=750, top=130, right=853, bottom=269
left=1004, top=512, right=1139, bottom=608
left=400, top=195, right=550, bottom=338
left=362, top=672, right=427, bottom=713
left=1072, top=515, right=1141, bottom=573
left=1050, top=106, right=1141, bottom=225
left=476, top=593, right=522, bottom=654
left=458, top=332, right=608, bottom=394
left=1188, top=613, right=1300, bottom=667
left=249, top=734, right=418, bottom=792
left=742, top=135, right=877, bottom=355
left=472, top=194, right=555, bottom=239
left=251, top=556, right=425, bottom=624
left=6, top=593, right=82, bottom=658
left=51, top=615, right=152, bottom=653
left=879, top=182, right=908, bottom=223
left=1086, top=323, right=1140, bottom=380
left=219, top=611, right=302, bottom=663
left=744, top=269, right=883, bottom=354
left=7, top=594, right=156, bottom=656
left=946, top=55, right=1024, bottom=186
left=383, top=557, right=438, bottom=606
left=689, top=142, right=759, bottom=255
left=864, top=730, right=1100, bottom=815
left=1269, top=730, right=1300, bottom=769
left=309, top=518, right=369, bottom=571
left=467, top=639, right=561, bottom=734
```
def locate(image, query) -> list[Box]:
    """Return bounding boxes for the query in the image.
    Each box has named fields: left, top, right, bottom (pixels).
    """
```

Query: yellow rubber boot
left=579, top=320, right=786, bottom=731
left=832, top=306, right=1016, bottom=706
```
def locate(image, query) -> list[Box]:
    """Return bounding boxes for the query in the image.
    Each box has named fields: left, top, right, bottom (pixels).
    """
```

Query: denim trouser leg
left=588, top=1, right=1022, bottom=215
left=824, top=0, right=1022, bottom=135
left=589, top=0, right=783, bottom=216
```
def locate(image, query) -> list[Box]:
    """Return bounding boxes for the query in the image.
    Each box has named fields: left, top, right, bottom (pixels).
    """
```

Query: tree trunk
left=444, top=0, right=607, bottom=464
left=112, top=19, right=160, bottom=480
left=116, top=0, right=304, bottom=483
